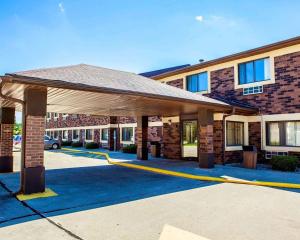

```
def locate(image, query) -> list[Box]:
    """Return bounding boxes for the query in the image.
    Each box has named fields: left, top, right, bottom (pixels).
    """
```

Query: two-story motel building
left=45, top=36, right=300, bottom=164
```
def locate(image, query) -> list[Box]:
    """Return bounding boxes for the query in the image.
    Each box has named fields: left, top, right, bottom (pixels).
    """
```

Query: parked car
left=13, top=135, right=22, bottom=150
left=44, top=135, right=60, bottom=150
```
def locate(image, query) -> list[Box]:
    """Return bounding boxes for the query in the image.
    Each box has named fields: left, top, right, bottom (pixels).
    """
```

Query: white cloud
left=58, top=2, right=65, bottom=13
left=195, top=16, right=204, bottom=22
left=195, top=15, right=238, bottom=28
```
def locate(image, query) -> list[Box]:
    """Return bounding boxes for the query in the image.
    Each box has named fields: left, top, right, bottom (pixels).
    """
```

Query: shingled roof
left=139, top=64, right=190, bottom=77
left=7, top=64, right=229, bottom=107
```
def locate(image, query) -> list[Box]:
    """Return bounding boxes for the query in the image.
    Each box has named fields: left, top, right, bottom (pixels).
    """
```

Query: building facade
left=46, top=36, right=300, bottom=164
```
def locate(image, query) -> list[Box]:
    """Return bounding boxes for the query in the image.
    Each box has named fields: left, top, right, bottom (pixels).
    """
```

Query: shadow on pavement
left=0, top=150, right=216, bottom=228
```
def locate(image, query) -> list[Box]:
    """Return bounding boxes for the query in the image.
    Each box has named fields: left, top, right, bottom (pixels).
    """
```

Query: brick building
left=46, top=36, right=300, bottom=164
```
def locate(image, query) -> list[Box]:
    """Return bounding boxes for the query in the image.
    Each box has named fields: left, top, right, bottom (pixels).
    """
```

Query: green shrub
left=270, top=155, right=299, bottom=172
left=71, top=141, right=83, bottom=148
left=122, top=144, right=137, bottom=154
left=85, top=142, right=99, bottom=149
left=61, top=141, right=72, bottom=146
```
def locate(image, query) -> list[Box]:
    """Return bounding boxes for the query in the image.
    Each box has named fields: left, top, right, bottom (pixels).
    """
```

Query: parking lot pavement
left=1, top=150, right=300, bottom=240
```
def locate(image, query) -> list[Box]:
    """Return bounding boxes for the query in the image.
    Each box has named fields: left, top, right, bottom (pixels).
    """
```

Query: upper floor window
left=46, top=112, right=51, bottom=120
left=122, top=127, right=134, bottom=142
left=186, top=72, right=208, bottom=93
left=226, top=121, right=244, bottom=146
left=266, top=121, right=300, bottom=147
left=53, top=113, right=58, bottom=119
left=238, top=58, right=270, bottom=85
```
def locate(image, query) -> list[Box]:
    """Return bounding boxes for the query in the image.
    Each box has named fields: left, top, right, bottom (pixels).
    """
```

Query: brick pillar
left=108, top=117, right=120, bottom=151
left=21, top=88, right=47, bottom=194
left=162, top=117, right=181, bottom=159
left=0, top=107, right=15, bottom=173
left=137, top=116, right=148, bottom=160
left=198, top=109, right=214, bottom=168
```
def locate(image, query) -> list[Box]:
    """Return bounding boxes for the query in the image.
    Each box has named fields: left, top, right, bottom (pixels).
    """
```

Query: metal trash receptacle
left=150, top=142, right=161, bottom=158
left=242, top=145, right=257, bottom=169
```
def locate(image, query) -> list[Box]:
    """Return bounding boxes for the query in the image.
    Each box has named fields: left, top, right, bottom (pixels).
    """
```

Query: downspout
left=222, top=107, right=236, bottom=165
left=0, top=78, right=26, bottom=194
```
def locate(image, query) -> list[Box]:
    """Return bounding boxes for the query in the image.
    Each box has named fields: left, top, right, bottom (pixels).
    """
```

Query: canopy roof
left=1, top=64, right=256, bottom=116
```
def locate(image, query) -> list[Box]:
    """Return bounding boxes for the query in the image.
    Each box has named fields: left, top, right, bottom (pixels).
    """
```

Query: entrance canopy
left=0, top=64, right=256, bottom=116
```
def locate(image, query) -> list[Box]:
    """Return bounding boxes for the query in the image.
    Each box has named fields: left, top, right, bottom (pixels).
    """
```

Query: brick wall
left=24, top=116, right=45, bottom=168
left=248, top=122, right=263, bottom=162
left=0, top=124, right=13, bottom=157
left=166, top=79, right=183, bottom=89
left=213, top=121, right=223, bottom=164
left=46, top=114, right=110, bottom=128
left=207, top=51, right=300, bottom=115
left=163, top=122, right=181, bottom=159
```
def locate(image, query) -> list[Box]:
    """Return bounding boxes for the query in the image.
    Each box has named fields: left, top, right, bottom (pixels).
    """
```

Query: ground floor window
left=72, top=129, right=79, bottom=141
left=53, top=130, right=59, bottom=140
left=85, top=129, right=93, bottom=141
left=101, top=128, right=108, bottom=141
left=121, top=127, right=134, bottom=142
left=226, top=121, right=244, bottom=146
left=266, top=121, right=300, bottom=146
left=62, top=130, right=68, bottom=140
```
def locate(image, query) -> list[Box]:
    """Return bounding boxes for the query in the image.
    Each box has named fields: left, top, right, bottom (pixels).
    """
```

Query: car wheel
left=52, top=143, right=59, bottom=150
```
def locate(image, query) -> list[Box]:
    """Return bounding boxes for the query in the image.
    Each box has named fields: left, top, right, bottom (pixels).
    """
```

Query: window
left=238, top=58, right=270, bottom=85
left=186, top=72, right=208, bottom=93
left=226, top=121, right=244, bottom=146
left=121, top=127, right=134, bottom=142
left=46, top=112, right=51, bottom=120
left=101, top=128, right=108, bottom=141
left=72, top=129, right=79, bottom=141
left=53, top=130, right=59, bottom=140
left=266, top=121, right=300, bottom=147
left=62, top=113, right=68, bottom=118
left=85, top=129, right=93, bottom=141
left=62, top=130, right=68, bottom=140
left=53, top=113, right=58, bottom=119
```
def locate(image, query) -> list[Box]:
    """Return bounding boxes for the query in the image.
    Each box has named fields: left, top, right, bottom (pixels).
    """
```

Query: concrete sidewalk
left=1, top=150, right=300, bottom=240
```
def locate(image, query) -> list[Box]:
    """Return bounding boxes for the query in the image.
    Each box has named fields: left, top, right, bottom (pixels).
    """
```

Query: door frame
left=180, top=114, right=198, bottom=161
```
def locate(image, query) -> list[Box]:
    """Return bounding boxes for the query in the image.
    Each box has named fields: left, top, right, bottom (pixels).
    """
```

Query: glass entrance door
left=182, top=120, right=198, bottom=158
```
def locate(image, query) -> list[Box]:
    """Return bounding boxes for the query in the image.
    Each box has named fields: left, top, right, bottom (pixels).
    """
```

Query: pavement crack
left=0, top=180, right=85, bottom=240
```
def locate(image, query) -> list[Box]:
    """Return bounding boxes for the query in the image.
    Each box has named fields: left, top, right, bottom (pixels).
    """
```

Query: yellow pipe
left=61, top=148, right=300, bottom=189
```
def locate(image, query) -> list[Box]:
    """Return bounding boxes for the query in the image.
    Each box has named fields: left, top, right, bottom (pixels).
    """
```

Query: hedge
left=61, top=141, right=72, bottom=146
left=122, top=144, right=137, bottom=154
left=71, top=141, right=83, bottom=148
left=270, top=155, right=298, bottom=172
left=85, top=142, right=99, bottom=149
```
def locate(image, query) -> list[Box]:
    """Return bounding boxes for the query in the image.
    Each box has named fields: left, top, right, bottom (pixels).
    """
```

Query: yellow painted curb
left=61, top=148, right=300, bottom=189
left=17, top=188, right=58, bottom=201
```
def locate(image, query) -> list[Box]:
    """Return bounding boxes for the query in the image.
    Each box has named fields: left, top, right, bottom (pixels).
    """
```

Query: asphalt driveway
left=1, top=150, right=300, bottom=240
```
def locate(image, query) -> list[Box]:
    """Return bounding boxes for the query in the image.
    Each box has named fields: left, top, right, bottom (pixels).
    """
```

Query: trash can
left=242, top=145, right=257, bottom=169
left=150, top=142, right=161, bottom=158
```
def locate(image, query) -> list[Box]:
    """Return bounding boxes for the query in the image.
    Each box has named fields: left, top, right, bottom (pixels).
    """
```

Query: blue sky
left=1, top=0, right=300, bottom=122
left=1, top=0, right=300, bottom=75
